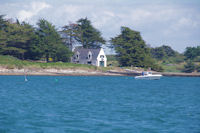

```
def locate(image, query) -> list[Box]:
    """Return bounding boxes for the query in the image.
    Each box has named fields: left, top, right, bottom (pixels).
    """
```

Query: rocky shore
left=0, top=67, right=123, bottom=76
left=0, top=67, right=200, bottom=77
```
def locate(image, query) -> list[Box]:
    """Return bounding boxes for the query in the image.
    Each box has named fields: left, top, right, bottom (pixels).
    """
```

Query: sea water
left=0, top=76, right=200, bottom=133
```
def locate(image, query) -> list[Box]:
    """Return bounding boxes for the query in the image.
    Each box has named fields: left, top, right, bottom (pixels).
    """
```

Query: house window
left=100, top=55, right=104, bottom=58
left=75, top=51, right=80, bottom=60
left=87, top=61, right=92, bottom=64
left=88, top=51, right=92, bottom=60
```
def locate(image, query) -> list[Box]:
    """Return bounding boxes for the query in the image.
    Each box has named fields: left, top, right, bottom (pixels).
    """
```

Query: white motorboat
left=135, top=71, right=162, bottom=80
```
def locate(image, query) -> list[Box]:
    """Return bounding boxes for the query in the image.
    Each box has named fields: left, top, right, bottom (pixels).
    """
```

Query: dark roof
left=74, top=47, right=101, bottom=60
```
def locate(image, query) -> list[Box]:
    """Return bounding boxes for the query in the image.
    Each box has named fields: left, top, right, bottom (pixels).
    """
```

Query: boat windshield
left=142, top=71, right=152, bottom=75
left=142, top=72, right=144, bottom=75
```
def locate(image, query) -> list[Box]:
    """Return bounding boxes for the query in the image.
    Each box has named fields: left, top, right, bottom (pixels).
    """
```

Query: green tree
left=37, top=19, right=61, bottom=62
left=54, top=44, right=72, bottom=62
left=0, top=15, right=8, bottom=30
left=61, top=23, right=80, bottom=51
left=184, top=46, right=200, bottom=60
left=110, top=26, right=162, bottom=71
left=182, top=60, right=195, bottom=73
left=37, top=19, right=72, bottom=62
left=151, top=47, right=166, bottom=59
left=0, top=18, right=37, bottom=59
left=195, top=64, right=200, bottom=72
left=21, top=22, right=43, bottom=60
left=76, top=18, right=105, bottom=48
left=0, top=15, right=8, bottom=54
left=151, top=45, right=176, bottom=60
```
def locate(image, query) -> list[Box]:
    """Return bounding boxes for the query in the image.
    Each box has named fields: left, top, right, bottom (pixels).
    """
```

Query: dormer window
left=100, top=55, right=104, bottom=58
left=88, top=51, right=92, bottom=60
left=75, top=51, right=80, bottom=60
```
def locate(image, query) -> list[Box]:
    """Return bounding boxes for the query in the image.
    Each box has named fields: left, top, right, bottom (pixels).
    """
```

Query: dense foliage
left=184, top=46, right=200, bottom=61
left=61, top=23, right=80, bottom=51
left=0, top=15, right=37, bottom=59
left=0, top=15, right=72, bottom=62
left=61, top=18, right=105, bottom=49
left=110, top=27, right=163, bottom=71
left=182, top=61, right=196, bottom=73
left=151, top=45, right=176, bottom=60
left=36, top=19, right=72, bottom=62
left=76, top=18, right=106, bottom=48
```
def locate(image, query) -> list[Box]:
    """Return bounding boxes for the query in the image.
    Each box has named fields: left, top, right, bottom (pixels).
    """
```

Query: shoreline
left=0, top=68, right=123, bottom=76
left=0, top=68, right=200, bottom=77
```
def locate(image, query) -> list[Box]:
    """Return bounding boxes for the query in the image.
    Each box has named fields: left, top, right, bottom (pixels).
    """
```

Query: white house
left=72, top=47, right=107, bottom=67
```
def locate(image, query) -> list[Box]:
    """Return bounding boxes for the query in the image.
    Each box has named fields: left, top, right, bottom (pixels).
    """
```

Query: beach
left=0, top=67, right=123, bottom=76
left=1, top=67, right=200, bottom=77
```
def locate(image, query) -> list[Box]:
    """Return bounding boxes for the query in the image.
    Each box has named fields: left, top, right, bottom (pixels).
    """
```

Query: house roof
left=74, top=47, right=101, bottom=60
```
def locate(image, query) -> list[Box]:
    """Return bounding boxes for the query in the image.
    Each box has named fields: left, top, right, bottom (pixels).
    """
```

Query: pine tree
left=110, top=26, right=162, bottom=71
left=76, top=18, right=105, bottom=48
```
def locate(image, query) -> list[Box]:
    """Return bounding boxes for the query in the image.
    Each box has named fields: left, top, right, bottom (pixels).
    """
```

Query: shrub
left=196, top=64, right=200, bottom=72
left=182, top=61, right=195, bottom=73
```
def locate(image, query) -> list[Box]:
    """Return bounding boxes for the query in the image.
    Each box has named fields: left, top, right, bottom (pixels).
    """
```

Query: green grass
left=106, top=55, right=119, bottom=67
left=0, top=55, right=97, bottom=70
left=160, top=63, right=184, bottom=72
left=107, top=55, right=117, bottom=61
left=0, top=55, right=188, bottom=72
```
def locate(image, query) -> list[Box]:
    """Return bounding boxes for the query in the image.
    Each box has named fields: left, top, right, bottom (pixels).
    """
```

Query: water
left=0, top=76, right=200, bottom=133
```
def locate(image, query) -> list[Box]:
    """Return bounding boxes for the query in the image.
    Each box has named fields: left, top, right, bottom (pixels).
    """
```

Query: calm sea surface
left=0, top=76, right=200, bottom=133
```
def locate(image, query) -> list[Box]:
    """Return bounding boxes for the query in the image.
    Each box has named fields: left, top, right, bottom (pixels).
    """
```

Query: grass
left=0, top=55, right=118, bottom=72
left=106, top=55, right=119, bottom=67
left=160, top=63, right=184, bottom=72
left=0, top=55, right=189, bottom=73
left=0, top=55, right=97, bottom=70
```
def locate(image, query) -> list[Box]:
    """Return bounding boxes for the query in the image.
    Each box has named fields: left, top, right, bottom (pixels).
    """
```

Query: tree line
left=0, top=15, right=199, bottom=72
left=0, top=15, right=105, bottom=62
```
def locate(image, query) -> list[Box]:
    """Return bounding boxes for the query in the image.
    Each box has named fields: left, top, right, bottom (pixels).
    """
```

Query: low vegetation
left=0, top=55, right=96, bottom=69
left=0, top=55, right=116, bottom=72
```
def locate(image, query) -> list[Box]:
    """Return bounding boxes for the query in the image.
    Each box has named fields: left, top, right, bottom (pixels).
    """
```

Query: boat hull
left=135, top=75, right=162, bottom=80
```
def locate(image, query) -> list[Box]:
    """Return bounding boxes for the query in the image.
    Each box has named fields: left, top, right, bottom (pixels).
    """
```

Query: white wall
left=97, top=48, right=107, bottom=67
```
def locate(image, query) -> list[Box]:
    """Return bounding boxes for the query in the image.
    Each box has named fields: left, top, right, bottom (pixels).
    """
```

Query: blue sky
left=0, top=0, right=200, bottom=53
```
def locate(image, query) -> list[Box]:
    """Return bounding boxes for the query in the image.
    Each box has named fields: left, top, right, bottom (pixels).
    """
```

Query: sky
left=0, top=0, right=200, bottom=53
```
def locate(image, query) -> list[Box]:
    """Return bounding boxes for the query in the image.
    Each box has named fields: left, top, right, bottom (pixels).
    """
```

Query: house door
left=100, top=61, right=104, bottom=67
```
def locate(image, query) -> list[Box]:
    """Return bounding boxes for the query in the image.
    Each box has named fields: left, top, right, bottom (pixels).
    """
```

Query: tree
left=0, top=17, right=37, bottom=59
left=36, top=19, right=72, bottom=62
left=0, top=15, right=8, bottom=30
left=76, top=18, right=105, bottom=48
left=110, top=26, right=162, bottom=71
left=151, top=45, right=176, bottom=60
left=61, top=23, right=80, bottom=51
left=151, top=47, right=166, bottom=59
left=0, top=15, right=72, bottom=62
left=21, top=22, right=43, bottom=60
left=182, top=60, right=195, bottom=73
left=0, top=15, right=8, bottom=54
left=37, top=19, right=62, bottom=62
left=184, top=46, right=200, bottom=60
left=54, top=44, right=72, bottom=62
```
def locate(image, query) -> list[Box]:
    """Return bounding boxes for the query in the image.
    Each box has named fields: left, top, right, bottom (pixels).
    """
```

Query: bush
left=182, top=61, right=195, bottom=73
left=151, top=64, right=164, bottom=72
left=196, top=64, right=200, bottom=72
